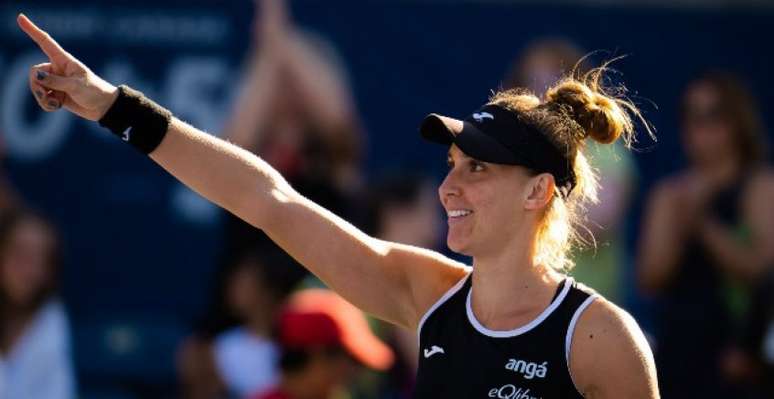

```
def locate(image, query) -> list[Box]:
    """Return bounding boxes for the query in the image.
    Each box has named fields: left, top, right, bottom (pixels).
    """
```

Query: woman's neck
left=469, top=237, right=563, bottom=331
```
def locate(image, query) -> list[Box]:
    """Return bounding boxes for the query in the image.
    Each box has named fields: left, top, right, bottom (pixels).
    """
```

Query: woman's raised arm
left=17, top=14, right=468, bottom=329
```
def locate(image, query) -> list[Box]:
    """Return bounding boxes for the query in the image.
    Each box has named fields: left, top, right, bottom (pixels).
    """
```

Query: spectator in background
left=225, top=0, right=363, bottom=184
left=180, top=1, right=364, bottom=395
left=0, top=209, right=75, bottom=399
left=637, top=71, right=774, bottom=397
left=252, top=289, right=393, bottom=399
left=178, top=248, right=307, bottom=399
left=220, top=0, right=366, bottom=262
left=363, top=174, right=442, bottom=398
left=506, top=38, right=636, bottom=303
left=505, top=38, right=586, bottom=96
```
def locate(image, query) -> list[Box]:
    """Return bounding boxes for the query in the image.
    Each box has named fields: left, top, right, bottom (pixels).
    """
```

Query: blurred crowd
left=2, top=0, right=773, bottom=398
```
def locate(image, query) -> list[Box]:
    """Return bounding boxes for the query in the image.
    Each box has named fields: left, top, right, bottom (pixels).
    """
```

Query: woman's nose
left=438, top=171, right=461, bottom=204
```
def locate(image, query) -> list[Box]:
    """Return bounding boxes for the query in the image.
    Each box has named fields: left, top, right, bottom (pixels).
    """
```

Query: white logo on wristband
left=121, top=127, right=132, bottom=142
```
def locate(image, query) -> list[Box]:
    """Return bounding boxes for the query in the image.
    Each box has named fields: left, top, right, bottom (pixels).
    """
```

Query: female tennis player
left=18, top=13, right=658, bottom=398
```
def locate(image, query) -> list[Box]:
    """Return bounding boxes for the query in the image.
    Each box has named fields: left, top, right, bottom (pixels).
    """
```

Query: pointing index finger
left=17, top=14, right=72, bottom=64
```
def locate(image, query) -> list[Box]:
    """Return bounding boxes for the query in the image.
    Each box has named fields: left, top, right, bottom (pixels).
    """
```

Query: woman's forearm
left=151, top=117, right=290, bottom=227
left=18, top=13, right=464, bottom=331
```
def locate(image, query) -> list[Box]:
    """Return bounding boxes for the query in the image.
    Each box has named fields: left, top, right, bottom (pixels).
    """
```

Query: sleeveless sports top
left=413, top=272, right=598, bottom=398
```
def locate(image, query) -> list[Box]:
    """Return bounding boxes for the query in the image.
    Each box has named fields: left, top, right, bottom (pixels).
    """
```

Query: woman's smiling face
left=438, top=144, right=537, bottom=256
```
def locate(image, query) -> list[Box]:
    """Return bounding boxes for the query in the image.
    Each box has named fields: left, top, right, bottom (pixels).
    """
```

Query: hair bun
left=545, top=67, right=641, bottom=146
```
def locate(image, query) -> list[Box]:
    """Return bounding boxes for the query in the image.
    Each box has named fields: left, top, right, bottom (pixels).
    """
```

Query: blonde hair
left=489, top=61, right=654, bottom=272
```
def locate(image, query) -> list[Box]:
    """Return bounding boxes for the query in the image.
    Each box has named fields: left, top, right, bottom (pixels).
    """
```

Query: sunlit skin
left=17, top=14, right=661, bottom=397
left=440, top=144, right=564, bottom=329
left=440, top=145, right=535, bottom=256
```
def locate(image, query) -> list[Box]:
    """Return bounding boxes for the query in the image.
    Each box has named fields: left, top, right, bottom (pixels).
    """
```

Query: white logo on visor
left=472, top=112, right=494, bottom=122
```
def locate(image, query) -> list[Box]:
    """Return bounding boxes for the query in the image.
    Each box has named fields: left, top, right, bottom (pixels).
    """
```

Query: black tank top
left=413, top=272, right=597, bottom=398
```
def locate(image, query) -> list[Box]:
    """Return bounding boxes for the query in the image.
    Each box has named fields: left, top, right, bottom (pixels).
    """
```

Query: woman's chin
left=446, top=235, right=472, bottom=256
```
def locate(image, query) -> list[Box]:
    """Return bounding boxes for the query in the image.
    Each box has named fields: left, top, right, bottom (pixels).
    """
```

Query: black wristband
left=99, top=85, right=172, bottom=154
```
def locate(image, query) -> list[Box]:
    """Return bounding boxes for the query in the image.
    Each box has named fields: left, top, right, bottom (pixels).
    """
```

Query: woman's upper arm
left=258, top=187, right=468, bottom=330
left=152, top=119, right=463, bottom=330
left=569, top=299, right=659, bottom=399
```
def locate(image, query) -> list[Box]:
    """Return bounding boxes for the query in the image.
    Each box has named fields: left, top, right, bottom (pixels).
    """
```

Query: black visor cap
left=418, top=104, right=577, bottom=196
left=419, top=113, right=523, bottom=165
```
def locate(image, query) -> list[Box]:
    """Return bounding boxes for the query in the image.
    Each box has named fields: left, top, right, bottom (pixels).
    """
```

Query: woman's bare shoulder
left=395, top=243, right=472, bottom=330
left=568, top=296, right=659, bottom=398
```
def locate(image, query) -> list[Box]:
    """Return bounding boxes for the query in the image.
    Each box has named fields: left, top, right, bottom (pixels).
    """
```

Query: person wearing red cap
left=252, top=289, right=393, bottom=399
left=19, top=14, right=659, bottom=398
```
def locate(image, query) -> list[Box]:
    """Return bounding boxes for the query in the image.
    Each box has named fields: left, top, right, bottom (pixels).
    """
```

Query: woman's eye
left=469, top=161, right=485, bottom=172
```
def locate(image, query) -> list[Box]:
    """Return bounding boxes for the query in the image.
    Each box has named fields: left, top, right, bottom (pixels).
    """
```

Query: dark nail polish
left=35, top=90, right=43, bottom=98
left=48, top=100, right=59, bottom=108
left=36, top=70, right=47, bottom=80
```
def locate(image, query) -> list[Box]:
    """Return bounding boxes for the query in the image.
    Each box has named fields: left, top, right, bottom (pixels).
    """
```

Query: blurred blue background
left=1, top=0, right=773, bottom=397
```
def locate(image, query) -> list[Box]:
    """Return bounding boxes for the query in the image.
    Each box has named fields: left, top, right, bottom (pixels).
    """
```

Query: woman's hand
left=17, top=14, right=118, bottom=121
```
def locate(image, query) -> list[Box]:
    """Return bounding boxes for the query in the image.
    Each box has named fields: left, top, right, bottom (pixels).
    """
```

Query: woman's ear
left=524, top=173, right=555, bottom=210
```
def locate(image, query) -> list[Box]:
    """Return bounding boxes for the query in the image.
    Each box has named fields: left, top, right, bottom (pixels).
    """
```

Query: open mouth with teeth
left=448, top=209, right=474, bottom=218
